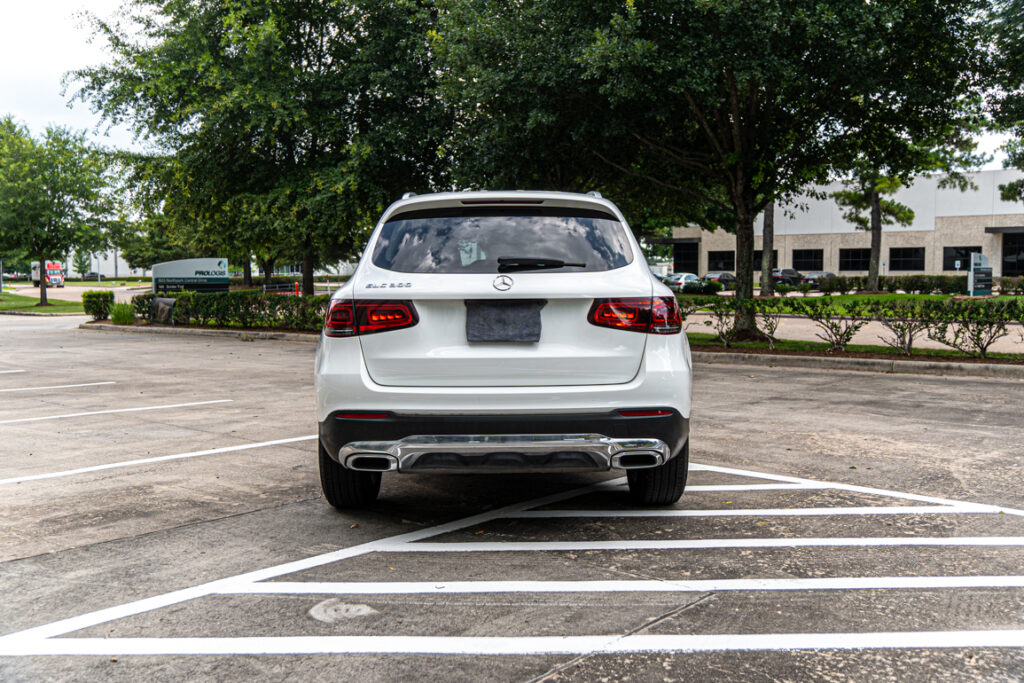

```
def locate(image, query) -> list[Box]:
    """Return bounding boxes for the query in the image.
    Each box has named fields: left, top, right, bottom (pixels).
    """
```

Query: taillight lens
left=588, top=296, right=681, bottom=335
left=325, top=300, right=418, bottom=337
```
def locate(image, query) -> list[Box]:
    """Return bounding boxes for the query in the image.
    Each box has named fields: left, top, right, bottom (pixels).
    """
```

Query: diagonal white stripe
left=0, top=399, right=232, bottom=425
left=0, top=435, right=318, bottom=486
left=509, top=505, right=989, bottom=518
left=0, top=381, right=115, bottom=393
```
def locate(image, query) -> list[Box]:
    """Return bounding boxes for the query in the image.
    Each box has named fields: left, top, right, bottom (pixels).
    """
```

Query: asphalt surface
left=1, top=315, right=1023, bottom=681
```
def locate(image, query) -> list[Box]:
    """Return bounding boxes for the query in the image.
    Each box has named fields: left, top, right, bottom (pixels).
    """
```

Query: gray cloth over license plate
left=465, top=299, right=547, bottom=342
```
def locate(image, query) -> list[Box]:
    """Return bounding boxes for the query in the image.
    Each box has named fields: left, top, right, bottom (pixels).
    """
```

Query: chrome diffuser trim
left=339, top=434, right=670, bottom=473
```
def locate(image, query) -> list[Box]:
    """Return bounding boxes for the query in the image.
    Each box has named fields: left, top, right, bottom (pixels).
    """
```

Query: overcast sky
left=0, top=0, right=1013, bottom=170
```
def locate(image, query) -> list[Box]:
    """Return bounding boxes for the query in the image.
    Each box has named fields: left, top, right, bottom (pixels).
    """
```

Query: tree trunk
left=733, top=211, right=757, bottom=336
left=243, top=259, right=253, bottom=288
left=868, top=190, right=882, bottom=291
left=760, top=202, right=775, bottom=296
left=38, top=254, right=48, bottom=306
left=302, top=246, right=315, bottom=297
left=261, top=258, right=276, bottom=288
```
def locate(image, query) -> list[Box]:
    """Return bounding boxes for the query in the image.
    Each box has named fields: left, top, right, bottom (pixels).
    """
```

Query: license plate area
left=465, top=299, right=547, bottom=342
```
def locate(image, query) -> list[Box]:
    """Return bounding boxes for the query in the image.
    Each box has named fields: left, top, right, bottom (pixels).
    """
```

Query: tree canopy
left=0, top=118, right=113, bottom=303
left=72, top=0, right=450, bottom=293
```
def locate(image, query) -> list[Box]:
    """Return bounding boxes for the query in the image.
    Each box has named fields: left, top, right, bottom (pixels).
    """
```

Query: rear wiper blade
left=497, top=257, right=587, bottom=273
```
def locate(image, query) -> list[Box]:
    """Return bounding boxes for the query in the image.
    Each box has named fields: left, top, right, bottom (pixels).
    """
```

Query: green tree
left=833, top=175, right=915, bottom=288
left=73, top=0, right=450, bottom=294
left=990, top=0, right=1024, bottom=202
left=439, top=0, right=987, bottom=333
left=73, top=249, right=92, bottom=277
left=0, top=118, right=112, bottom=304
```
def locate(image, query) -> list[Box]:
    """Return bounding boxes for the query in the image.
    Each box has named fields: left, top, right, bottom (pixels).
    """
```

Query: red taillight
left=588, top=297, right=681, bottom=335
left=651, top=296, right=682, bottom=334
left=618, top=409, right=673, bottom=417
left=325, top=300, right=418, bottom=337
left=335, top=411, right=391, bottom=419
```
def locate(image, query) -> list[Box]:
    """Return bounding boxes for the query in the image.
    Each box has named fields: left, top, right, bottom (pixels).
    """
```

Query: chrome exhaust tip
left=611, top=451, right=662, bottom=469
left=346, top=454, right=399, bottom=472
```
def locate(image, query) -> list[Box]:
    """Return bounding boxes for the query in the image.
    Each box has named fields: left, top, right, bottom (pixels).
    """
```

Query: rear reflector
left=618, top=409, right=673, bottom=417
left=325, top=300, right=419, bottom=337
left=588, top=296, right=682, bottom=335
left=335, top=412, right=392, bottom=420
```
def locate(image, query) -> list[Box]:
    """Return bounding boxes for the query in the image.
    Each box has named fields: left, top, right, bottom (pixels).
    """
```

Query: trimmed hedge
left=818, top=274, right=968, bottom=295
left=82, top=291, right=115, bottom=320
left=132, top=291, right=331, bottom=331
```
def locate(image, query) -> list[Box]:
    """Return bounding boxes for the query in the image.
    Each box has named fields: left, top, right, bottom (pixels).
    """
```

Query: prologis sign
left=152, top=258, right=229, bottom=294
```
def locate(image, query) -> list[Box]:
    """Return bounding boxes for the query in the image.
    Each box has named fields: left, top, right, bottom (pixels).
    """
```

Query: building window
left=752, top=250, right=777, bottom=271
left=942, top=246, right=982, bottom=271
left=838, top=248, right=871, bottom=271
left=707, top=250, right=735, bottom=271
left=889, top=247, right=925, bottom=271
left=792, top=249, right=823, bottom=271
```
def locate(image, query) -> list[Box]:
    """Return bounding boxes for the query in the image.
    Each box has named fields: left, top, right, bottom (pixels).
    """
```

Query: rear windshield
left=371, top=207, right=634, bottom=274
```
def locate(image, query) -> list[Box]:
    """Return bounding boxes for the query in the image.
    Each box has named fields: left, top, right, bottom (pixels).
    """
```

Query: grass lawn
left=0, top=292, right=85, bottom=314
left=686, top=331, right=1023, bottom=362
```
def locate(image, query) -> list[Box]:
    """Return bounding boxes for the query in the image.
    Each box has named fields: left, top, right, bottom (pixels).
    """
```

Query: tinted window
left=792, top=249, right=823, bottom=271
left=942, top=246, right=982, bottom=271
left=889, top=247, right=925, bottom=271
left=372, top=208, right=633, bottom=273
left=839, top=248, right=871, bottom=271
left=753, top=250, right=777, bottom=271
left=708, top=251, right=735, bottom=271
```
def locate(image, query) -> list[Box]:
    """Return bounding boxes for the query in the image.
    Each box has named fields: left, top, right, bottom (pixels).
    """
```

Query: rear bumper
left=319, top=410, right=688, bottom=473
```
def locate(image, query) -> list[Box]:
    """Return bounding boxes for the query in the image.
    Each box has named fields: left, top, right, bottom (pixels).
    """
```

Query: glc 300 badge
left=493, top=275, right=514, bottom=291
left=365, top=282, right=412, bottom=289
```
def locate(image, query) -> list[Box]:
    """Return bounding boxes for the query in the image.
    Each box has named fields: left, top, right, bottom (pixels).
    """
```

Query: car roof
left=378, top=191, right=626, bottom=224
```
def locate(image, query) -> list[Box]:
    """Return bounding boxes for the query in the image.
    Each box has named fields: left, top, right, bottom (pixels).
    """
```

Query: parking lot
left=1, top=315, right=1023, bottom=681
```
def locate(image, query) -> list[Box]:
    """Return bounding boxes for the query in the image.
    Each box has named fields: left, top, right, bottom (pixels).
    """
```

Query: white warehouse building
left=665, top=168, right=1024, bottom=278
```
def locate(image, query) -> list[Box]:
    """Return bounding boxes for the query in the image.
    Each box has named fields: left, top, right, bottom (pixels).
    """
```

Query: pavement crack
left=524, top=592, right=714, bottom=683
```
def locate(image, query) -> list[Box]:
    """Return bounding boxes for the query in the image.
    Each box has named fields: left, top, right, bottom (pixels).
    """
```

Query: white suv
left=314, top=191, right=692, bottom=507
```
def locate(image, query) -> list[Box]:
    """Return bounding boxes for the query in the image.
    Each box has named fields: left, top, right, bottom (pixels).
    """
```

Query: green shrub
left=926, top=299, right=1017, bottom=358
left=774, top=284, right=796, bottom=296
left=866, top=300, right=932, bottom=355
left=130, top=291, right=331, bottom=331
left=790, top=297, right=868, bottom=351
left=82, top=291, right=114, bottom=321
left=110, top=303, right=135, bottom=325
left=681, top=280, right=722, bottom=295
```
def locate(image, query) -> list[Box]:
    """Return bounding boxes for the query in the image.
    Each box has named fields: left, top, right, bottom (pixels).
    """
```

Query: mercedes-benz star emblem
left=492, top=275, right=514, bottom=291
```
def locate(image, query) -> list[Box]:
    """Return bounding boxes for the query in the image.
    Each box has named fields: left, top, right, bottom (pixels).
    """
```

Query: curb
left=692, top=351, right=1024, bottom=380
left=80, top=323, right=318, bottom=343
left=0, top=310, right=85, bottom=317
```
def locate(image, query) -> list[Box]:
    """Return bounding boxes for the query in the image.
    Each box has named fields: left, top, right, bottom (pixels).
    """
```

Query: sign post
left=152, top=258, right=230, bottom=294
left=967, top=252, right=992, bottom=296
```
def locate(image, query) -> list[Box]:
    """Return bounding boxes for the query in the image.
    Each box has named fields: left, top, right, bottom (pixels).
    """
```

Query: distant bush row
left=679, top=295, right=1024, bottom=358
left=131, top=291, right=331, bottom=331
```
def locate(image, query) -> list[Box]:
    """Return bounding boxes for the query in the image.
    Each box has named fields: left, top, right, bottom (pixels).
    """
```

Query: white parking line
left=510, top=505, right=993, bottom=518
left=0, top=381, right=115, bottom=393
left=388, top=537, right=1024, bottom=552
left=683, top=483, right=830, bottom=492
left=224, top=575, right=1024, bottom=595
left=0, top=399, right=232, bottom=425
left=3, top=630, right=1023, bottom=656
left=0, top=370, right=26, bottom=375
left=3, top=464, right=1023, bottom=658
left=0, top=435, right=318, bottom=486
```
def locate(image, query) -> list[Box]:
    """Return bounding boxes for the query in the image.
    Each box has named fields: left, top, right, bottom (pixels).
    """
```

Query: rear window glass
left=371, top=207, right=634, bottom=274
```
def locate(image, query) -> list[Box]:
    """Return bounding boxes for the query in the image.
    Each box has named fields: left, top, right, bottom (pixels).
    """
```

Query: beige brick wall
left=671, top=213, right=1024, bottom=275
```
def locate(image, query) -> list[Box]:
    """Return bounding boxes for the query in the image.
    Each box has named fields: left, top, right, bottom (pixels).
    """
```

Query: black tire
left=626, top=441, right=688, bottom=506
left=319, top=441, right=381, bottom=509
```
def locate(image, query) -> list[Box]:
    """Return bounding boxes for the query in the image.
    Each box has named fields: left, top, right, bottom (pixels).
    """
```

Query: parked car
left=801, top=271, right=836, bottom=288
left=83, top=271, right=104, bottom=280
left=666, top=272, right=700, bottom=291
left=701, top=272, right=736, bottom=289
left=315, top=191, right=692, bottom=508
left=771, top=268, right=804, bottom=286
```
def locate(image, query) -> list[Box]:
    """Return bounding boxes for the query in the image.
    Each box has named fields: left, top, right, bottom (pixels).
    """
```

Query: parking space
left=1, top=316, right=1023, bottom=680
